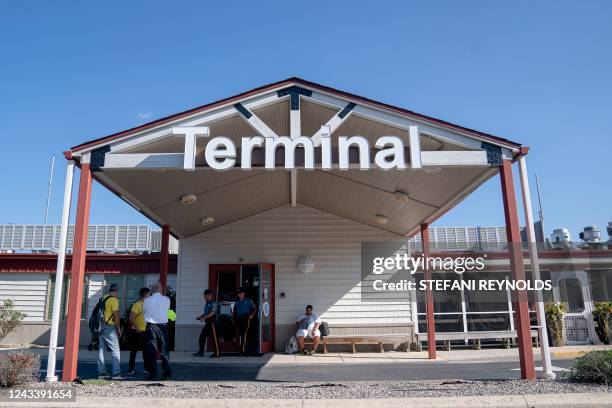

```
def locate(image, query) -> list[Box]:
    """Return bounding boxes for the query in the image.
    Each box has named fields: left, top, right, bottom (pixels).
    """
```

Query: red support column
left=62, top=164, right=92, bottom=382
left=421, top=223, right=436, bottom=359
left=159, top=225, right=170, bottom=292
left=500, top=159, right=536, bottom=380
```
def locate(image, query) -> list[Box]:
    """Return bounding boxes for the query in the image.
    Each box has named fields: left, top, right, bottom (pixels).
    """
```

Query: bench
left=416, top=330, right=539, bottom=351
left=305, top=334, right=411, bottom=354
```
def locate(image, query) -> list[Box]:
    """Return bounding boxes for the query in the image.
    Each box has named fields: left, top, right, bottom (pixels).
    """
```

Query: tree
left=0, top=300, right=25, bottom=343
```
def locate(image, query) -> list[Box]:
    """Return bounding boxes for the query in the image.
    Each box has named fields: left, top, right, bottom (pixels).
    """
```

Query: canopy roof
left=67, top=77, right=525, bottom=239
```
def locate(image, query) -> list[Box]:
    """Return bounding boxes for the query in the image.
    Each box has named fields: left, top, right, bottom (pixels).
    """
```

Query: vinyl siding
left=86, top=274, right=104, bottom=318
left=0, top=273, right=48, bottom=322
left=176, top=204, right=413, bottom=326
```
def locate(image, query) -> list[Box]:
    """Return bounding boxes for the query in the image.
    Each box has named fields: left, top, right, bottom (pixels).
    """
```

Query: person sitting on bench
left=295, top=305, right=321, bottom=355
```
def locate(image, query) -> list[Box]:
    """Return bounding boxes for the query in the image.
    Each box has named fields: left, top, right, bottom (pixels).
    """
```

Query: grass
left=82, top=379, right=113, bottom=386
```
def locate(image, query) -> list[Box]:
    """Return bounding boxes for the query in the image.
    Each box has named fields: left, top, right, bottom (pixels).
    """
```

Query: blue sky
left=0, top=1, right=610, bottom=240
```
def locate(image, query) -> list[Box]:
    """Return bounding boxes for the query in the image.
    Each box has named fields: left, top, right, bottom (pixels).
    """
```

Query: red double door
left=208, top=263, right=275, bottom=353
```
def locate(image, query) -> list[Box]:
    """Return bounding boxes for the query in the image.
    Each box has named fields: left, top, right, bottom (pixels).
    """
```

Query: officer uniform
left=197, top=299, right=220, bottom=357
left=233, top=290, right=256, bottom=354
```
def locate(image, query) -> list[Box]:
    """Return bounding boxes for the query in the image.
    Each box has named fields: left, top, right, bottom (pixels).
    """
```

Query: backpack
left=319, top=321, right=330, bottom=337
left=88, top=295, right=113, bottom=335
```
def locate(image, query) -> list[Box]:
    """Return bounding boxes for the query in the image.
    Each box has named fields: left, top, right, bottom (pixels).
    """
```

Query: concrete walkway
left=1, top=393, right=611, bottom=407
left=21, top=344, right=611, bottom=366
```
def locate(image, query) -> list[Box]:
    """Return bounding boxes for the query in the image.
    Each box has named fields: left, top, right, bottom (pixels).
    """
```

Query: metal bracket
left=234, top=103, right=252, bottom=119
left=338, top=102, right=356, bottom=119
left=90, top=145, right=111, bottom=171
left=277, top=86, right=313, bottom=110
left=481, top=142, right=503, bottom=165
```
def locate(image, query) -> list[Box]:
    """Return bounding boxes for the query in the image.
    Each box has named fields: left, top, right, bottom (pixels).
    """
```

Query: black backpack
left=319, top=321, right=330, bottom=337
left=88, top=295, right=113, bottom=335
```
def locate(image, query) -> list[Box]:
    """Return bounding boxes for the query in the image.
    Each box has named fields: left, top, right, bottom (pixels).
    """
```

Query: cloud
left=138, top=111, right=153, bottom=119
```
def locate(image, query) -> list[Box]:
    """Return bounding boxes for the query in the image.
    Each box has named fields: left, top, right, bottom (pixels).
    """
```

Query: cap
left=204, top=289, right=213, bottom=296
left=109, top=283, right=119, bottom=292
left=236, top=287, right=245, bottom=293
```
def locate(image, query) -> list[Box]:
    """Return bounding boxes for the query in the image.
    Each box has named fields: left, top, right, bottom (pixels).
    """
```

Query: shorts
left=296, top=328, right=320, bottom=338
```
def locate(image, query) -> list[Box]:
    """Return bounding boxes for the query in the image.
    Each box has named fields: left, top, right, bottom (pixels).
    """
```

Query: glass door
left=209, top=264, right=241, bottom=352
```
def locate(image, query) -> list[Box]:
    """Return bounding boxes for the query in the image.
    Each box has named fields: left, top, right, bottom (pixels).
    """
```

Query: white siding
left=86, top=274, right=105, bottom=317
left=0, top=273, right=48, bottom=322
left=176, top=204, right=413, bottom=326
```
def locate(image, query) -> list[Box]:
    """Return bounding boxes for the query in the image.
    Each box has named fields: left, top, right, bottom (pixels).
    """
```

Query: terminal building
left=5, top=78, right=612, bottom=380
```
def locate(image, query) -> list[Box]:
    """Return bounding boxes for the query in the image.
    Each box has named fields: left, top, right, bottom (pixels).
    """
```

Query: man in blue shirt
left=233, top=287, right=257, bottom=354
left=194, top=289, right=220, bottom=358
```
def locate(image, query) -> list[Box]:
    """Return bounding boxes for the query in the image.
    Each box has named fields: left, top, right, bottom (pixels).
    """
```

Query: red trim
left=159, top=225, right=170, bottom=292
left=421, top=223, right=437, bottom=360
left=63, top=164, right=92, bottom=382
left=500, top=160, right=536, bottom=380
left=69, top=77, right=522, bottom=153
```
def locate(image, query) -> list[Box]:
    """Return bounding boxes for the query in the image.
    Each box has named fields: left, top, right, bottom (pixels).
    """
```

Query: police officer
left=193, top=289, right=220, bottom=358
left=233, top=287, right=257, bottom=354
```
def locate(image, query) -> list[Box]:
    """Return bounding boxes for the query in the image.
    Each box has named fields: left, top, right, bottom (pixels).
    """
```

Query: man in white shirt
left=143, top=281, right=171, bottom=380
left=295, top=305, right=322, bottom=355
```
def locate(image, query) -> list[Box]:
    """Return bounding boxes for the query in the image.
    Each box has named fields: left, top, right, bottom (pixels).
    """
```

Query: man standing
left=193, top=289, right=220, bottom=358
left=97, top=283, right=122, bottom=379
left=295, top=305, right=322, bottom=355
left=233, top=287, right=257, bottom=354
left=127, top=287, right=151, bottom=375
left=144, top=281, right=171, bottom=380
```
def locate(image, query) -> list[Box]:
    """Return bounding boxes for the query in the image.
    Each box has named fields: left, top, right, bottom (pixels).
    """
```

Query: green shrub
left=569, top=350, right=612, bottom=385
left=593, top=302, right=612, bottom=344
left=0, top=300, right=25, bottom=343
left=545, top=302, right=566, bottom=347
left=0, top=352, right=40, bottom=387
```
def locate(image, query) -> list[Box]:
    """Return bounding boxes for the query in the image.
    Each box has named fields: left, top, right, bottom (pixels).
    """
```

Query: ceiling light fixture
left=375, top=214, right=389, bottom=225
left=200, top=216, right=215, bottom=226
left=393, top=190, right=410, bottom=203
left=180, top=193, right=197, bottom=205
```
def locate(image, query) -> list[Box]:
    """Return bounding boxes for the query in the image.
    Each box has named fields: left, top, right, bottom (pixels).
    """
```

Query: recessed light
left=375, top=214, right=389, bottom=225
left=200, top=216, right=215, bottom=226
left=180, top=193, right=197, bottom=205
left=393, top=190, right=410, bottom=202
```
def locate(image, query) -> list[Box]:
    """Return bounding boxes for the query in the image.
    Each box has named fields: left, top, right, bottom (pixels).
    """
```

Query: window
left=103, top=274, right=146, bottom=317
left=45, top=275, right=89, bottom=321
left=559, top=278, right=585, bottom=313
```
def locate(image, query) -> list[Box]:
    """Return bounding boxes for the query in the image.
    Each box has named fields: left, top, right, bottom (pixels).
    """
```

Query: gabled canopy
left=67, top=77, right=524, bottom=238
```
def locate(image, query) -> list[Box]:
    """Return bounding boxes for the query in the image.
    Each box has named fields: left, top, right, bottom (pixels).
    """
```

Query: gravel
left=11, top=379, right=610, bottom=399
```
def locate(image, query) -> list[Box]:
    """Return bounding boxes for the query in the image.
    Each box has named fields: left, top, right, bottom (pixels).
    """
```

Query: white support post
left=311, top=102, right=356, bottom=146
left=518, top=156, right=554, bottom=379
left=45, top=160, right=75, bottom=382
left=290, top=97, right=301, bottom=207
left=409, top=126, right=422, bottom=169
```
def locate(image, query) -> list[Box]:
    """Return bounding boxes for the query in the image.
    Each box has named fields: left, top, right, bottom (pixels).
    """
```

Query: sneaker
left=126, top=370, right=136, bottom=376
left=306, top=350, right=314, bottom=356
left=143, top=369, right=150, bottom=375
left=209, top=354, right=221, bottom=358
left=97, top=373, right=109, bottom=379
left=192, top=352, right=204, bottom=356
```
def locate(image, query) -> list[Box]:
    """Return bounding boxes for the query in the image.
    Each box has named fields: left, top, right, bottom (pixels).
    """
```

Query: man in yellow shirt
left=97, top=283, right=122, bottom=379
left=127, top=287, right=151, bottom=375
